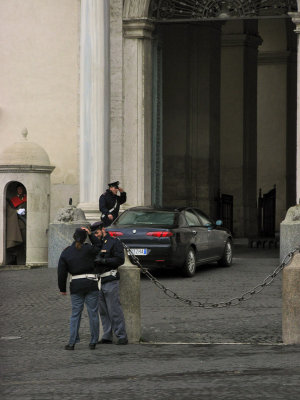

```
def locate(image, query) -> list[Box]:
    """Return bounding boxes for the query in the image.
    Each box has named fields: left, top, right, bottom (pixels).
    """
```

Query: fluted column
left=78, top=0, right=110, bottom=221
left=290, top=13, right=300, bottom=204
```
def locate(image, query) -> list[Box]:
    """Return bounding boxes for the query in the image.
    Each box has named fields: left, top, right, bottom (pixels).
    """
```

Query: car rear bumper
left=124, top=243, right=184, bottom=268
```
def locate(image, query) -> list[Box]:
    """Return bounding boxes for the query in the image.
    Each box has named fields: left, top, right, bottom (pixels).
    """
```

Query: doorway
left=5, top=181, right=27, bottom=265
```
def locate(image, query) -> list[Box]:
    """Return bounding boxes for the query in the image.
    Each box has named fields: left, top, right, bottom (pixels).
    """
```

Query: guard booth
left=0, top=130, right=55, bottom=267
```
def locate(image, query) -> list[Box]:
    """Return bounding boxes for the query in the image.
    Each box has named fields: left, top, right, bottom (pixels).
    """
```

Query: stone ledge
left=0, top=263, right=47, bottom=271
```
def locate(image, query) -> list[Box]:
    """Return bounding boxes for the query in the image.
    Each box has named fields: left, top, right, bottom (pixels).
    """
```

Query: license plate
left=129, top=248, right=147, bottom=256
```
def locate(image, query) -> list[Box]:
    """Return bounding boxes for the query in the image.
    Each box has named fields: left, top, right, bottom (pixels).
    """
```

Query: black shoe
left=89, top=343, right=96, bottom=350
left=98, top=339, right=112, bottom=344
left=65, top=344, right=75, bottom=350
left=116, top=338, right=128, bottom=345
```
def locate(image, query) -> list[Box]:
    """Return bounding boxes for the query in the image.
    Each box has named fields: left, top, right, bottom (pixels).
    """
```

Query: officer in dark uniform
left=88, top=221, right=128, bottom=345
left=57, top=228, right=101, bottom=350
left=99, top=181, right=126, bottom=227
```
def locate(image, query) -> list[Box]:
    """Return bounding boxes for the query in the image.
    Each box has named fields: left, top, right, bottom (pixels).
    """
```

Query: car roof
left=122, top=206, right=195, bottom=213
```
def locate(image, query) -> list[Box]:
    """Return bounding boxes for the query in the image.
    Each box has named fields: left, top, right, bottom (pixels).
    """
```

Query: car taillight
left=108, top=231, right=124, bottom=237
left=146, top=232, right=173, bottom=238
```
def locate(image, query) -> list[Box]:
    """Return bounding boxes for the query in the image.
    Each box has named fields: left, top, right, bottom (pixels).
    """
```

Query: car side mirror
left=204, top=222, right=213, bottom=230
left=216, top=220, right=223, bottom=226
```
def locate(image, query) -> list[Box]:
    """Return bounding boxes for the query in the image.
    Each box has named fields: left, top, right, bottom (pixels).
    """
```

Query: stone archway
left=122, top=0, right=299, bottom=236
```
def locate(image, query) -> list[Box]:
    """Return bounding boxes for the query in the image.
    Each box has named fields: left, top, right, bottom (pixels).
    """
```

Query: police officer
left=88, top=221, right=128, bottom=345
left=57, top=228, right=101, bottom=350
left=99, top=181, right=126, bottom=227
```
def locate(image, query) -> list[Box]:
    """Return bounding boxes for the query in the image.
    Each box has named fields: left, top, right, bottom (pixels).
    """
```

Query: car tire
left=182, top=248, right=196, bottom=277
left=218, top=240, right=233, bottom=267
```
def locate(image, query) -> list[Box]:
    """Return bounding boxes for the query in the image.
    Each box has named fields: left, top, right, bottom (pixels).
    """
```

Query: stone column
left=78, top=0, right=110, bottom=221
left=123, top=19, right=154, bottom=207
left=220, top=21, right=262, bottom=237
left=290, top=13, right=300, bottom=204
left=282, top=252, right=300, bottom=344
left=119, top=250, right=141, bottom=343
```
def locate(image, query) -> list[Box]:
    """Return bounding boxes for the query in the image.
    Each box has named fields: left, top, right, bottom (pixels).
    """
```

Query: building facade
left=1, top=0, right=299, bottom=246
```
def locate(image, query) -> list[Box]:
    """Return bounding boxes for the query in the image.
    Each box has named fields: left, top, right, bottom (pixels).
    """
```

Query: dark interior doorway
left=5, top=181, right=27, bottom=265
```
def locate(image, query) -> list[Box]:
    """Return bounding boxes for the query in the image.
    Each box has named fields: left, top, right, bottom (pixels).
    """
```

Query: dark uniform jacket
left=57, top=242, right=100, bottom=294
left=99, top=190, right=126, bottom=226
left=90, top=234, right=125, bottom=284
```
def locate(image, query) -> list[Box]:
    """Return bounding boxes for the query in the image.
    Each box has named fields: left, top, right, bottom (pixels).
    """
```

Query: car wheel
left=218, top=240, right=233, bottom=267
left=182, top=248, right=196, bottom=277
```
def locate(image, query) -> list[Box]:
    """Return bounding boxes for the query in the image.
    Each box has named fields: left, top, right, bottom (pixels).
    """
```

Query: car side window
left=193, top=209, right=212, bottom=226
left=184, top=210, right=201, bottom=227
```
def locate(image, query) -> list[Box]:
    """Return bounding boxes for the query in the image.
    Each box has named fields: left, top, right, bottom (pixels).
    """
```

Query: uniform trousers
left=99, top=280, right=127, bottom=341
left=69, top=290, right=99, bottom=345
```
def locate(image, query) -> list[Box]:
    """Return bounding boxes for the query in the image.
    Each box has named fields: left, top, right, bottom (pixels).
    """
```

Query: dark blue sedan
left=106, top=207, right=233, bottom=277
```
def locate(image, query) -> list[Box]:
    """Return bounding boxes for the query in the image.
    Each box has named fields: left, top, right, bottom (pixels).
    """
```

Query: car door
left=183, top=209, right=210, bottom=262
left=193, top=208, right=225, bottom=259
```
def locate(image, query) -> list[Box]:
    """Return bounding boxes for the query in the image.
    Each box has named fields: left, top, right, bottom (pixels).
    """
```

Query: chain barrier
left=119, top=239, right=300, bottom=309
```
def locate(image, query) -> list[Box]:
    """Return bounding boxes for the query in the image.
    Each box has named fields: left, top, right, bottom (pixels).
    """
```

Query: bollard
left=280, top=205, right=300, bottom=262
left=119, top=250, right=141, bottom=343
left=282, top=252, right=300, bottom=344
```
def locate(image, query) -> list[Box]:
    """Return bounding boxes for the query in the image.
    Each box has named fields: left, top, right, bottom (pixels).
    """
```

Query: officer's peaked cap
left=108, top=181, right=119, bottom=188
left=91, top=221, right=104, bottom=232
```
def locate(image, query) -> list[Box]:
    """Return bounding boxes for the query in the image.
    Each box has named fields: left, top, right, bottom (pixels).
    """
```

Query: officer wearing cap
left=57, top=228, right=101, bottom=350
left=86, top=221, right=128, bottom=345
left=99, top=181, right=126, bottom=227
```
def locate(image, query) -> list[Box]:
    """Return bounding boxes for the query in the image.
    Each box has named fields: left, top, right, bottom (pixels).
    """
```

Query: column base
left=77, top=202, right=101, bottom=223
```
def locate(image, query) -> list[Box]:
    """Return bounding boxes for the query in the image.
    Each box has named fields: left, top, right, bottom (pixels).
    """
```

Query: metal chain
left=118, top=239, right=300, bottom=308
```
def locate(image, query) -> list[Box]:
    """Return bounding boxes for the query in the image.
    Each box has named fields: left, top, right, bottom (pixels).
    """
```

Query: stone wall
left=0, top=0, right=81, bottom=221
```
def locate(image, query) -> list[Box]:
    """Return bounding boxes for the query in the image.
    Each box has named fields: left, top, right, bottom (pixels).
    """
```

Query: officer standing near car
left=99, top=181, right=126, bottom=227
left=83, top=222, right=128, bottom=345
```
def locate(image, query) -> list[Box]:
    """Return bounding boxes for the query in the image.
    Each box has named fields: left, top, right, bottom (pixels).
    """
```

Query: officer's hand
left=60, top=292, right=67, bottom=295
left=118, top=187, right=124, bottom=193
left=108, top=214, right=114, bottom=220
left=81, top=226, right=91, bottom=235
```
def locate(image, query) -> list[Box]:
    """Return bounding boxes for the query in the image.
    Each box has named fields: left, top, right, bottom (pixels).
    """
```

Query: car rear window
left=117, top=211, right=176, bottom=226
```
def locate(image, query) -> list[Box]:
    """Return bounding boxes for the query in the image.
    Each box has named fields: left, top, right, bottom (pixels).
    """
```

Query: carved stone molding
left=289, top=12, right=300, bottom=32
left=123, top=19, right=155, bottom=39
left=258, top=50, right=293, bottom=64
left=0, top=165, right=55, bottom=174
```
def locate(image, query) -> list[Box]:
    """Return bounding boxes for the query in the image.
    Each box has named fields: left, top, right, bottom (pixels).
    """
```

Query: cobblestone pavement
left=1, top=245, right=300, bottom=399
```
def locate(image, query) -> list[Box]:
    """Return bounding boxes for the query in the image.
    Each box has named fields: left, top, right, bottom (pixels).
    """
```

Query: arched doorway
left=123, top=0, right=298, bottom=237
left=5, top=181, right=27, bottom=265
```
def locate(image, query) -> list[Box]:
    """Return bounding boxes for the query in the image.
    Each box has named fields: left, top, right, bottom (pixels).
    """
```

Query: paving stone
left=1, top=246, right=300, bottom=399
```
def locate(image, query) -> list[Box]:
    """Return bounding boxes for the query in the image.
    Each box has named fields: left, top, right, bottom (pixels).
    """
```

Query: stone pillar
left=282, top=252, right=300, bottom=344
left=220, top=21, right=262, bottom=237
left=290, top=13, right=300, bottom=204
left=123, top=19, right=154, bottom=207
left=78, top=0, right=110, bottom=221
left=119, top=250, right=141, bottom=343
left=273, top=14, right=300, bottom=344
left=48, top=206, right=88, bottom=268
left=280, top=205, right=300, bottom=262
